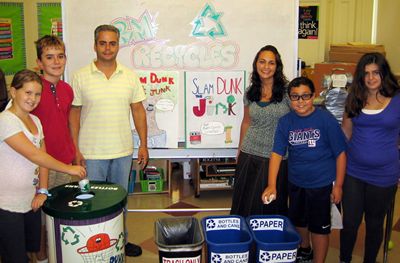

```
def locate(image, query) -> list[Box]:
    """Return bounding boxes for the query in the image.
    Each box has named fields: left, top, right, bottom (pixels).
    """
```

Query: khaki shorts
left=48, top=170, right=80, bottom=189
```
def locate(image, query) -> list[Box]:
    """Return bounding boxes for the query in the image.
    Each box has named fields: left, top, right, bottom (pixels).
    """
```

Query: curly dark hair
left=246, top=45, right=288, bottom=103
left=345, top=52, right=399, bottom=118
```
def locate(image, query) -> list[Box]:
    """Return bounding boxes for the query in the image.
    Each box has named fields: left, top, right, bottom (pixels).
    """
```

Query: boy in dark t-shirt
left=262, top=76, right=346, bottom=263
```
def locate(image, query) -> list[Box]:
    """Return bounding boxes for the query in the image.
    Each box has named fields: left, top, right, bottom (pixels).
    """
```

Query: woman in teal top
left=230, top=45, right=290, bottom=217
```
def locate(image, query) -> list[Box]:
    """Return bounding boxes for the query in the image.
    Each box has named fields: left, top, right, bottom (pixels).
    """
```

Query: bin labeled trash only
left=42, top=181, right=127, bottom=263
left=247, top=215, right=300, bottom=263
left=155, top=216, right=204, bottom=263
left=202, top=215, right=253, bottom=263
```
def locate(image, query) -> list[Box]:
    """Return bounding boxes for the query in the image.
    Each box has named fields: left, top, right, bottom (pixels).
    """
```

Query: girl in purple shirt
left=340, top=53, right=400, bottom=263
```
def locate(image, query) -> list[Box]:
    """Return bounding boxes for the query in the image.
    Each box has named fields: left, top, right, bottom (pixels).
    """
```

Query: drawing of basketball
left=77, top=233, right=118, bottom=262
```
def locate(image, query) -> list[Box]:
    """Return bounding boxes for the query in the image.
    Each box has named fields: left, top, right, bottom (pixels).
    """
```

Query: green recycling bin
left=42, top=181, right=127, bottom=262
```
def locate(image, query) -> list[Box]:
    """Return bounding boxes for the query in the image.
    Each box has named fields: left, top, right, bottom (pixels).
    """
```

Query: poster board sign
left=134, top=71, right=179, bottom=148
left=185, top=71, right=244, bottom=148
left=298, top=6, right=319, bottom=39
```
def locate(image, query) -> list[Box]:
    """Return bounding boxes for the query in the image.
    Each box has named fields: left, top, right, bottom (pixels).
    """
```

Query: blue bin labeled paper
left=202, top=215, right=253, bottom=263
left=247, top=215, right=300, bottom=263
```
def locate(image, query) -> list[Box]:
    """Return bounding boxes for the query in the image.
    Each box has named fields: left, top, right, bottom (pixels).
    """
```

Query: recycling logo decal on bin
left=211, top=252, right=248, bottom=263
left=205, top=218, right=241, bottom=231
left=207, top=219, right=216, bottom=229
left=68, top=200, right=83, bottom=207
left=249, top=219, right=260, bottom=229
left=249, top=218, right=284, bottom=231
left=211, top=254, right=222, bottom=262
left=258, top=249, right=297, bottom=263
left=260, top=251, right=271, bottom=262
left=61, top=226, right=80, bottom=245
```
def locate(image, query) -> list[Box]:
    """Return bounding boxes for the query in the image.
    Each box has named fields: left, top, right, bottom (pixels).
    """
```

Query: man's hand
left=74, top=150, right=86, bottom=168
left=137, top=145, right=149, bottom=170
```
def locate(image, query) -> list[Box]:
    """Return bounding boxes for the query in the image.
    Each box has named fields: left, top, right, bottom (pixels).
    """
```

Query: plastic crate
left=128, top=170, right=136, bottom=194
left=247, top=215, right=301, bottom=263
left=202, top=215, right=253, bottom=263
left=139, top=168, right=164, bottom=192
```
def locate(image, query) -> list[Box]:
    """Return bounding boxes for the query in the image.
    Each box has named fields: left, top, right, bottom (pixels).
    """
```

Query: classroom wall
left=2, top=0, right=399, bottom=80
left=1, top=0, right=59, bottom=85
left=376, top=0, right=400, bottom=75
left=298, top=0, right=374, bottom=67
left=299, top=0, right=400, bottom=75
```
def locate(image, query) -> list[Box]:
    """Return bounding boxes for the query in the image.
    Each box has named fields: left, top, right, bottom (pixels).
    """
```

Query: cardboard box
left=329, top=43, right=385, bottom=63
left=311, top=62, right=356, bottom=96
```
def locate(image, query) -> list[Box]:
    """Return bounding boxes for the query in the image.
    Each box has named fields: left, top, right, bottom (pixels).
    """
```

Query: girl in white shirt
left=0, top=69, right=86, bottom=262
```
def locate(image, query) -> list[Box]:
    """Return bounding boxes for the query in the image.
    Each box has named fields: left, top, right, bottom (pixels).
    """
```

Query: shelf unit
left=191, top=158, right=236, bottom=197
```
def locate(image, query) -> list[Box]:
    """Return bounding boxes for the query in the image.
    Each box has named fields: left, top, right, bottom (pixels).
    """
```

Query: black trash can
left=42, top=181, right=127, bottom=262
left=155, top=216, right=204, bottom=263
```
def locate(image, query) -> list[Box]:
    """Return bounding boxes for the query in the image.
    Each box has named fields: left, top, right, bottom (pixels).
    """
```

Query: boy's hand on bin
left=261, top=187, right=277, bottom=205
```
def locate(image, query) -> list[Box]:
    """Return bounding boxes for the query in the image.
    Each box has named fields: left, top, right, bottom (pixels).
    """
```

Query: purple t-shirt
left=347, top=93, right=400, bottom=187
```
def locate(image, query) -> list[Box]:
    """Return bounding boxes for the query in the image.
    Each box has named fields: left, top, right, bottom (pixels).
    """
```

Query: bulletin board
left=37, top=2, right=62, bottom=39
left=0, top=2, right=26, bottom=75
left=62, top=0, right=299, bottom=151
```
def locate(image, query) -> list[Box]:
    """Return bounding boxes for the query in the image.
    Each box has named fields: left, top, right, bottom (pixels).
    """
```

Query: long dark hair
left=246, top=45, right=288, bottom=103
left=0, top=68, right=7, bottom=111
left=345, top=52, right=399, bottom=117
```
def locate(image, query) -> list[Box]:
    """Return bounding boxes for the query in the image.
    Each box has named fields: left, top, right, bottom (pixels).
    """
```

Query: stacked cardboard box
left=310, top=62, right=357, bottom=96
left=329, top=43, right=385, bottom=63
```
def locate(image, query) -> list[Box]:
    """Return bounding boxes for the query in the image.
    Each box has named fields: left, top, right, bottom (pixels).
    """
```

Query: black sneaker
left=125, top=242, right=142, bottom=257
left=296, top=247, right=313, bottom=263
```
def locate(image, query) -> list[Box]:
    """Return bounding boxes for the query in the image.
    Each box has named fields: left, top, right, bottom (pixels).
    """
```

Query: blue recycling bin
left=202, top=215, right=253, bottom=263
left=247, top=215, right=300, bottom=263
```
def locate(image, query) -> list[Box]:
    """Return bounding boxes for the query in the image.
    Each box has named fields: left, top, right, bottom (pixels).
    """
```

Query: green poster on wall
left=37, top=3, right=62, bottom=39
left=0, top=3, right=26, bottom=75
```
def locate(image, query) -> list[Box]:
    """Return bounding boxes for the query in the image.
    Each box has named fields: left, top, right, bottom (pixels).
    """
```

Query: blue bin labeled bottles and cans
left=247, top=215, right=300, bottom=263
left=202, top=215, right=253, bottom=263
left=155, top=216, right=204, bottom=263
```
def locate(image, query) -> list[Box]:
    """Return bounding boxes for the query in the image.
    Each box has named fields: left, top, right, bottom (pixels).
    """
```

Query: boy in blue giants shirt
left=262, top=76, right=346, bottom=263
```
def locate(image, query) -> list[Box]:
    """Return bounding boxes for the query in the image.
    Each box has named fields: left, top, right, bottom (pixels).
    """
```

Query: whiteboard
left=62, top=0, right=299, bottom=150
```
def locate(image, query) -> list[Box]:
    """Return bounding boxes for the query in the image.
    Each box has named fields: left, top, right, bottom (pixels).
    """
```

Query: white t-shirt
left=0, top=110, right=44, bottom=213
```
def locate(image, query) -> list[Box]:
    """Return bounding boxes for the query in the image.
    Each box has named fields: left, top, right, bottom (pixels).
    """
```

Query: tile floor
left=125, top=163, right=400, bottom=263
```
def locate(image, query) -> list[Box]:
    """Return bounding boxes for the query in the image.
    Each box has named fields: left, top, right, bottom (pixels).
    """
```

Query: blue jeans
left=86, top=155, right=132, bottom=191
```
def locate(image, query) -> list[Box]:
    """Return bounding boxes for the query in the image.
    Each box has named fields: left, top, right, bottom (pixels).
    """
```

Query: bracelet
left=37, top=188, right=52, bottom=197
